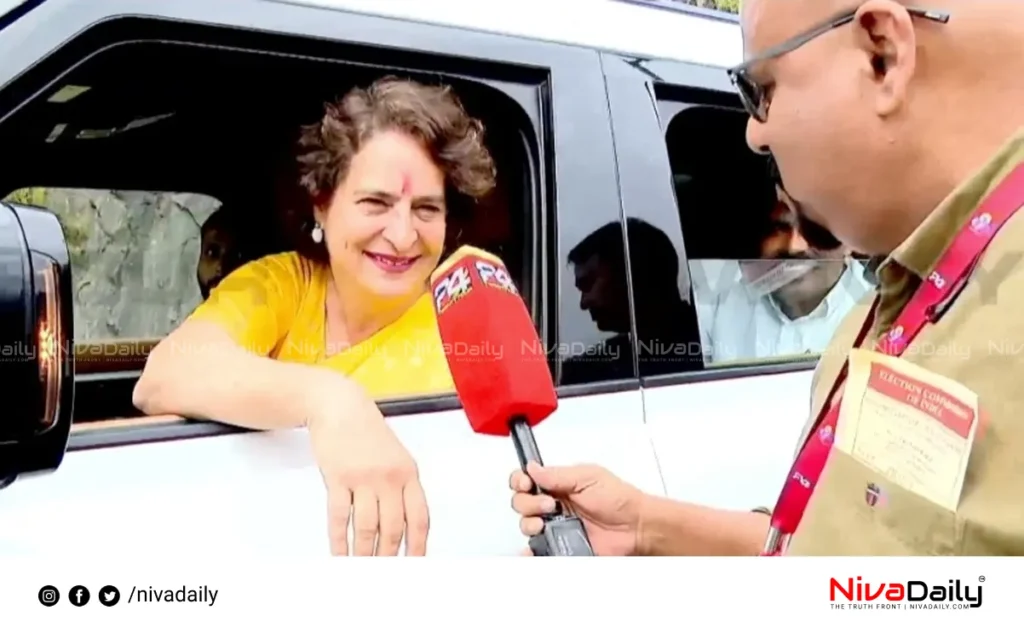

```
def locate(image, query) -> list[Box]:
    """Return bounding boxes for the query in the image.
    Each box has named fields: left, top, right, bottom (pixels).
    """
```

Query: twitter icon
left=98, top=585, right=120, bottom=607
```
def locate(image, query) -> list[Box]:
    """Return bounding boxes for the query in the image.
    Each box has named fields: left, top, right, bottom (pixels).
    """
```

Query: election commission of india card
left=834, top=348, right=980, bottom=512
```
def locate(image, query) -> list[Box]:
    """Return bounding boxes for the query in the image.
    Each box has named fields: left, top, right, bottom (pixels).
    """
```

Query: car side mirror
left=0, top=201, right=74, bottom=490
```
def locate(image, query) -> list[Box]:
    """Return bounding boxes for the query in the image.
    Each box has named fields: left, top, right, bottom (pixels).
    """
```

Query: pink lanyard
left=761, top=162, right=1024, bottom=556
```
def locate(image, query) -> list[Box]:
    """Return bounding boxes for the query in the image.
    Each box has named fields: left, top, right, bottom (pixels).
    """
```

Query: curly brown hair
left=291, top=76, right=498, bottom=262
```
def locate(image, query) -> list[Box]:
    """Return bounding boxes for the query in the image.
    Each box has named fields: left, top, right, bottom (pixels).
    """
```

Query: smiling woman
left=138, top=76, right=497, bottom=402
left=132, top=75, right=498, bottom=557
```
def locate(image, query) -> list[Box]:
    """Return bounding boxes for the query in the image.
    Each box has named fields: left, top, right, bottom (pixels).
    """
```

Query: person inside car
left=135, top=76, right=497, bottom=557
left=698, top=163, right=874, bottom=363
left=196, top=205, right=254, bottom=300
left=563, top=218, right=701, bottom=383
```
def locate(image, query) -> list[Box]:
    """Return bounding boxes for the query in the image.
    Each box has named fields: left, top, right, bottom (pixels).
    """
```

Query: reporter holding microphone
left=511, top=464, right=766, bottom=556
left=513, top=0, right=1024, bottom=556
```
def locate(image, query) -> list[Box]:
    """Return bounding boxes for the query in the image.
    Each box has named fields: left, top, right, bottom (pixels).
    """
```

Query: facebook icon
left=69, top=585, right=90, bottom=606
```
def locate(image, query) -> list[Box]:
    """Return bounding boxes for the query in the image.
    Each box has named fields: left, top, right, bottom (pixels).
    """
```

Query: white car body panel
left=272, top=0, right=744, bottom=69
left=0, top=390, right=669, bottom=556
left=644, top=372, right=810, bottom=512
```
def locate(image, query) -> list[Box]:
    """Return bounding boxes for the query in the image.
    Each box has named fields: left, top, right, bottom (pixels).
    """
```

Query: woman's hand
left=307, top=382, right=429, bottom=556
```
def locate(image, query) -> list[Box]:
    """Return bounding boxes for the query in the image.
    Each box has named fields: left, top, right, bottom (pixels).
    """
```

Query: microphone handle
left=508, top=417, right=595, bottom=556
left=510, top=417, right=545, bottom=480
left=509, top=416, right=558, bottom=506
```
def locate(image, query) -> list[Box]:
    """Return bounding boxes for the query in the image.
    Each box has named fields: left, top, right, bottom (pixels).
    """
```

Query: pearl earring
left=311, top=222, right=324, bottom=244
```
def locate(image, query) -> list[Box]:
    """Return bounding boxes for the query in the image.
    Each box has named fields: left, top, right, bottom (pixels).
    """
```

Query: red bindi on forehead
left=400, top=171, right=412, bottom=197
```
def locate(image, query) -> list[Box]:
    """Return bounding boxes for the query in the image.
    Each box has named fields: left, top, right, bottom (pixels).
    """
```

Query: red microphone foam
left=430, top=246, right=557, bottom=436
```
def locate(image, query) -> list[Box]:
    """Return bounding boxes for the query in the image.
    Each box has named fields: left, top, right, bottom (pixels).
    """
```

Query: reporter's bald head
left=739, top=0, right=1024, bottom=256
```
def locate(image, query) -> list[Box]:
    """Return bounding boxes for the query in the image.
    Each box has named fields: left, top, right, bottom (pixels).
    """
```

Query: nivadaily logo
left=830, top=575, right=984, bottom=610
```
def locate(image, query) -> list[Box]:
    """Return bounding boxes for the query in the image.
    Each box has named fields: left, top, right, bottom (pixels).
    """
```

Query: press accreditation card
left=834, top=349, right=981, bottom=512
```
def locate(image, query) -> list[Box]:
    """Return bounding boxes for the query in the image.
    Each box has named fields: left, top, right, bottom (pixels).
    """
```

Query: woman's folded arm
left=133, top=319, right=362, bottom=430
left=133, top=253, right=367, bottom=431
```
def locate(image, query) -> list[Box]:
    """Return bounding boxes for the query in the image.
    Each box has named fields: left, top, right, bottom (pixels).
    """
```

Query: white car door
left=599, top=51, right=861, bottom=514
left=0, top=387, right=665, bottom=556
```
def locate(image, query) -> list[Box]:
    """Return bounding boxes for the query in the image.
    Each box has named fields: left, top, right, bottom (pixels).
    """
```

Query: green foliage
left=679, top=0, right=740, bottom=13
left=4, top=187, right=46, bottom=207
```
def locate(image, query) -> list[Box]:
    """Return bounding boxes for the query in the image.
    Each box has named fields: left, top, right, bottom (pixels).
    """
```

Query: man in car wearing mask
left=701, top=162, right=874, bottom=364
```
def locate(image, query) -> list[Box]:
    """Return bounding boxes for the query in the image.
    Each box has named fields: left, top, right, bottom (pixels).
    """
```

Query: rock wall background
left=4, top=187, right=220, bottom=341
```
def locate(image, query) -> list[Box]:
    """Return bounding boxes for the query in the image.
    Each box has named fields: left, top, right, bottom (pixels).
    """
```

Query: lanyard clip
left=760, top=526, right=789, bottom=557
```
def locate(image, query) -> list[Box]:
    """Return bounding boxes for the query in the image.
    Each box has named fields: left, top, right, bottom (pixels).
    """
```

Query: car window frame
left=0, top=0, right=635, bottom=451
left=600, top=52, right=820, bottom=390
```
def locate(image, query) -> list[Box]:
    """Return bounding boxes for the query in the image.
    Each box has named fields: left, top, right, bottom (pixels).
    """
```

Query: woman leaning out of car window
left=134, top=76, right=497, bottom=556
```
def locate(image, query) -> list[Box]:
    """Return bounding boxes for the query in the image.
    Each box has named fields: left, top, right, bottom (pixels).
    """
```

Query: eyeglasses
left=727, top=6, right=951, bottom=123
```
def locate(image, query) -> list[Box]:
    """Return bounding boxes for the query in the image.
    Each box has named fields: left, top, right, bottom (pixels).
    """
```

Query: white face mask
left=739, top=259, right=819, bottom=297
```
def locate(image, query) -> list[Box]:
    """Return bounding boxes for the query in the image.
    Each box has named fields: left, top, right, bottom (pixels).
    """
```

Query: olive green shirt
left=785, top=126, right=1024, bottom=555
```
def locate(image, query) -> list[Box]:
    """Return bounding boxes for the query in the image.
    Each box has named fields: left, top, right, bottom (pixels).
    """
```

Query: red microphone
left=431, top=246, right=594, bottom=556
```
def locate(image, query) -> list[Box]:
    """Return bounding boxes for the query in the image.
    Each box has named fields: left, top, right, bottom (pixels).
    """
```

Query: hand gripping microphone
left=431, top=245, right=595, bottom=556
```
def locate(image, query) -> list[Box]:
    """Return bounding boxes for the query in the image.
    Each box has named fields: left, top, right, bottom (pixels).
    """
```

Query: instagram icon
left=38, top=585, right=60, bottom=607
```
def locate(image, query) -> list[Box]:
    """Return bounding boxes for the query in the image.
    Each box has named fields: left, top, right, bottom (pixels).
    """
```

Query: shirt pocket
left=789, top=448, right=959, bottom=555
